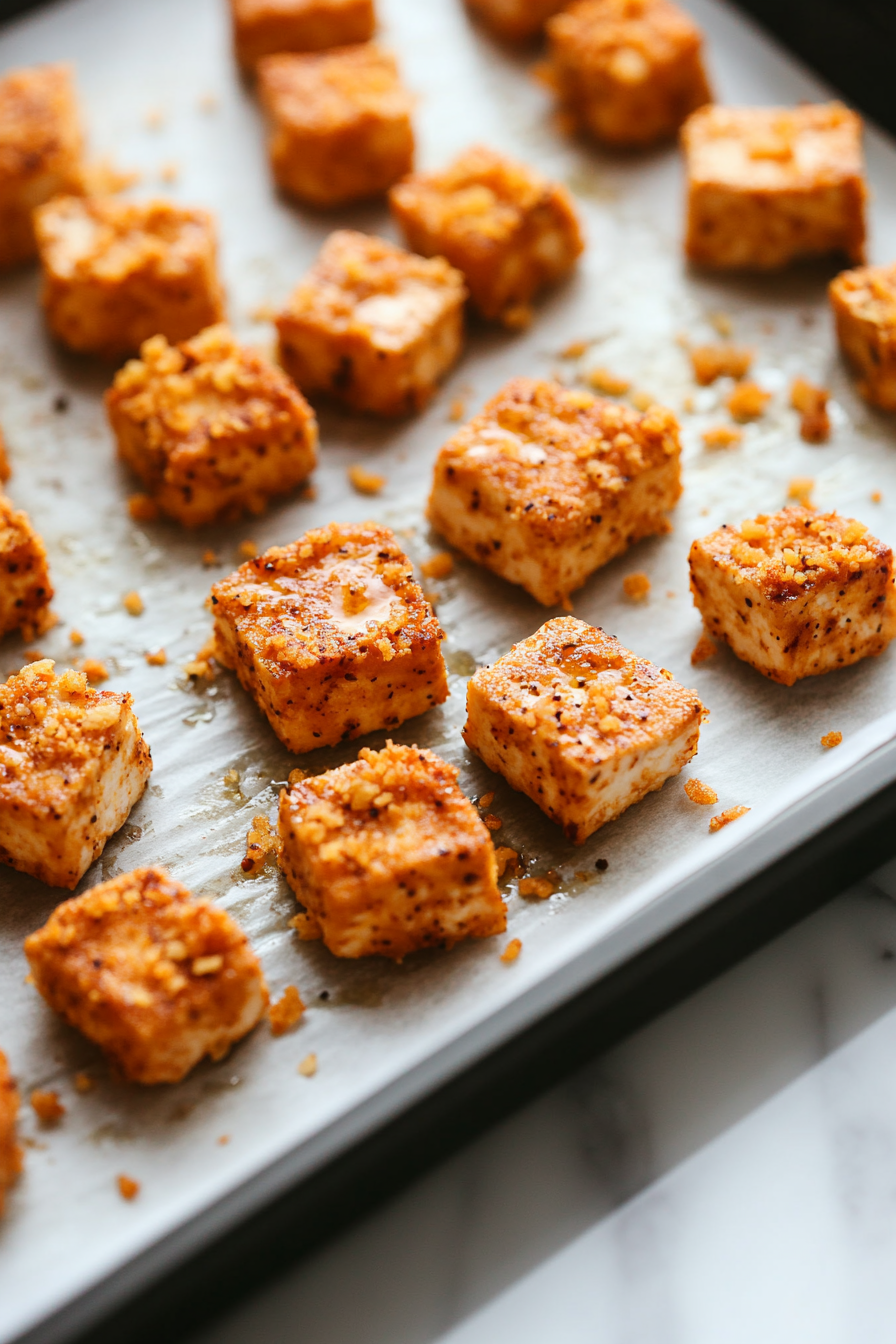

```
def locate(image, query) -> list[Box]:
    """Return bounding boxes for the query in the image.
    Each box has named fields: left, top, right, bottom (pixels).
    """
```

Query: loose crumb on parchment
left=241, top=815, right=278, bottom=874
left=494, top=846, right=520, bottom=879
left=269, top=986, right=305, bottom=1036
left=117, top=1174, right=140, bottom=1201
left=81, top=659, right=109, bottom=683
left=821, top=731, right=843, bottom=749
left=702, top=425, right=742, bottom=451
left=421, top=551, right=453, bottom=580
left=501, top=938, right=522, bottom=964
left=298, top=1053, right=318, bottom=1078
left=690, top=344, right=752, bottom=385
left=31, top=1090, right=65, bottom=1123
left=685, top=778, right=718, bottom=805
left=586, top=367, right=630, bottom=396
left=145, top=648, right=167, bottom=666
left=122, top=591, right=144, bottom=616
left=727, top=381, right=771, bottom=421
left=622, top=571, right=650, bottom=601
left=691, top=633, right=717, bottom=665
left=518, top=876, right=555, bottom=900
left=347, top=465, right=386, bottom=495
left=709, top=805, right=751, bottom=833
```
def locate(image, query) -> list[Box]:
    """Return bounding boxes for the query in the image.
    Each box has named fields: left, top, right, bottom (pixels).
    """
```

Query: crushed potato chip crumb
left=298, top=1053, right=318, bottom=1078
left=81, top=659, right=109, bottom=683
left=586, top=367, right=630, bottom=396
left=117, top=1174, right=140, bottom=1201
left=702, top=424, right=743, bottom=451
left=122, top=591, right=144, bottom=617
left=269, top=985, right=305, bottom=1036
left=684, top=777, right=718, bottom=805
left=31, top=1089, right=65, bottom=1123
left=709, top=805, right=751, bottom=833
left=727, top=381, right=771, bottom=421
left=519, top=876, right=555, bottom=900
left=500, top=938, right=523, bottom=964
left=241, top=815, right=279, bottom=874
left=821, top=730, right=843, bottom=749
left=347, top=464, right=386, bottom=495
left=690, top=344, right=753, bottom=385
left=421, top=551, right=454, bottom=580
left=622, top=571, right=651, bottom=601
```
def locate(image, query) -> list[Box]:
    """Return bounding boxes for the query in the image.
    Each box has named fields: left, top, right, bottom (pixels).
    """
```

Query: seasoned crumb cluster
left=0, top=1049, right=21, bottom=1218
left=707, top=507, right=886, bottom=596
left=24, top=867, right=268, bottom=1084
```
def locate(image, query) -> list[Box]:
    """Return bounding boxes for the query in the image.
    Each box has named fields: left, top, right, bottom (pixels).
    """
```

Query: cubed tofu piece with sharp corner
left=105, top=324, right=318, bottom=527
left=34, top=196, right=225, bottom=360
left=275, top=230, right=466, bottom=417
left=546, top=0, right=712, bottom=148
left=259, top=45, right=414, bottom=208
left=231, top=0, right=376, bottom=70
left=389, top=145, right=583, bottom=327
left=0, top=63, right=85, bottom=271
left=688, top=506, right=896, bottom=685
left=0, top=660, right=152, bottom=889
left=24, top=867, right=268, bottom=1084
left=0, top=495, right=54, bottom=641
left=464, top=617, right=704, bottom=844
left=830, top=262, right=896, bottom=411
left=0, top=1051, right=22, bottom=1219
left=682, top=102, right=867, bottom=271
left=428, top=378, right=682, bottom=607
left=278, top=741, right=505, bottom=958
left=465, top=0, right=566, bottom=42
left=210, top=521, right=448, bottom=753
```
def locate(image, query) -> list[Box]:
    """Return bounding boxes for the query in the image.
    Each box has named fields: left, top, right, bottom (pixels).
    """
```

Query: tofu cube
left=0, top=660, right=152, bottom=889
left=546, top=0, right=712, bottom=148
left=105, top=324, right=318, bottom=527
left=830, top=262, right=896, bottom=411
left=689, top=506, right=896, bottom=685
left=464, top=617, right=704, bottom=843
left=278, top=741, right=505, bottom=958
left=389, top=144, right=583, bottom=327
left=428, top=378, right=682, bottom=607
left=34, top=196, right=226, bottom=360
left=210, top=521, right=449, bottom=753
left=0, top=63, right=85, bottom=271
left=0, top=495, right=54, bottom=641
left=258, top=44, right=414, bottom=208
left=683, top=102, right=867, bottom=271
left=24, top=867, right=268, bottom=1084
left=465, top=0, right=566, bottom=42
left=276, top=230, right=466, bottom=416
left=0, top=1050, right=21, bottom=1219
left=231, top=0, right=376, bottom=70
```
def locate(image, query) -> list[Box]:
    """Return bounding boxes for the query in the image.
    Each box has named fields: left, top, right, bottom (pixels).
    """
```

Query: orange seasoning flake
left=821, top=730, right=843, bottom=749
left=30, top=1089, right=65, bottom=1123
left=117, top=1173, right=141, bottom=1201
left=709, top=804, right=751, bottom=833
left=269, top=985, right=305, bottom=1036
left=684, top=777, right=718, bottom=805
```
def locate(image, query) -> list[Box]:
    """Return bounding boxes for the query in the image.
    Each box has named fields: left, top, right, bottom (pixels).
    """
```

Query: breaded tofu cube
left=276, top=230, right=466, bottom=416
left=279, top=741, right=505, bottom=958
left=105, top=324, right=318, bottom=527
left=546, top=0, right=712, bottom=148
left=689, top=506, right=896, bottom=685
left=210, top=521, right=448, bottom=753
left=24, top=867, right=268, bottom=1084
left=0, top=63, right=85, bottom=271
left=0, top=495, right=54, bottom=641
left=464, top=617, right=703, bottom=843
left=0, top=1050, right=22, bottom=1219
left=258, top=45, right=414, bottom=208
left=830, top=262, right=896, bottom=411
left=0, top=660, right=152, bottom=889
left=465, top=0, right=566, bottom=42
left=34, top=196, right=225, bottom=360
left=389, top=145, right=583, bottom=327
left=231, top=0, right=376, bottom=70
left=428, top=378, right=682, bottom=607
left=682, top=102, right=867, bottom=271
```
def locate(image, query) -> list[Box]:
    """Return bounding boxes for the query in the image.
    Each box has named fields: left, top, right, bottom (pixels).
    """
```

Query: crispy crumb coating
left=428, top=378, right=682, bottom=606
left=24, top=867, right=268, bottom=1084
left=34, top=195, right=225, bottom=359
left=0, top=1050, right=22, bottom=1218
left=210, top=521, right=448, bottom=753
left=0, top=660, right=152, bottom=888
left=105, top=325, right=318, bottom=527
left=464, top=617, right=704, bottom=843
left=231, top=0, right=375, bottom=70
left=0, top=495, right=54, bottom=641
left=465, top=0, right=565, bottom=42
left=278, top=741, right=505, bottom=958
left=276, top=229, right=466, bottom=417
left=546, top=0, right=712, bottom=148
left=830, top=262, right=896, bottom=411
left=259, top=45, right=414, bottom=207
left=689, top=506, right=896, bottom=685
left=0, top=63, right=84, bottom=270
left=390, top=144, right=583, bottom=326
left=683, top=102, right=867, bottom=271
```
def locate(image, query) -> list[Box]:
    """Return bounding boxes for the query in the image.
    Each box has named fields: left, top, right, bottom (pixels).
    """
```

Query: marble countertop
left=188, top=860, right=896, bottom=1344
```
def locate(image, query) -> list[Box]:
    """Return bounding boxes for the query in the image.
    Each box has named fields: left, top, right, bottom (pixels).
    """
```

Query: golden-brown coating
left=259, top=45, right=414, bottom=207
left=0, top=495, right=54, bottom=641
left=464, top=617, right=704, bottom=843
left=210, top=521, right=448, bottom=753
left=546, top=0, right=712, bottom=148
left=24, top=867, right=268, bottom=1084
left=0, top=660, right=152, bottom=889
left=465, top=0, right=566, bottom=42
left=105, top=325, right=318, bottom=527
left=683, top=102, right=867, bottom=270
left=689, top=506, right=896, bottom=685
left=0, top=1050, right=22, bottom=1219
left=34, top=196, right=225, bottom=359
left=0, top=63, right=84, bottom=270
left=830, top=262, right=896, bottom=411
left=389, top=144, right=583, bottom=327
left=0, top=429, right=10, bottom=483
left=276, top=230, right=466, bottom=416
left=278, top=741, right=505, bottom=958
left=428, top=378, right=682, bottom=607
left=231, top=0, right=376, bottom=70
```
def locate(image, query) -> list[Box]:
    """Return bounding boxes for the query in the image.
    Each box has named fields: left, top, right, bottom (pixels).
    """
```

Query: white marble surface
left=190, top=867, right=896, bottom=1344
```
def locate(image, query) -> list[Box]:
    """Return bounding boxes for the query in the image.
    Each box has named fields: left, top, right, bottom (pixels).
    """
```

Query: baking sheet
left=4, top=0, right=896, bottom=1338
